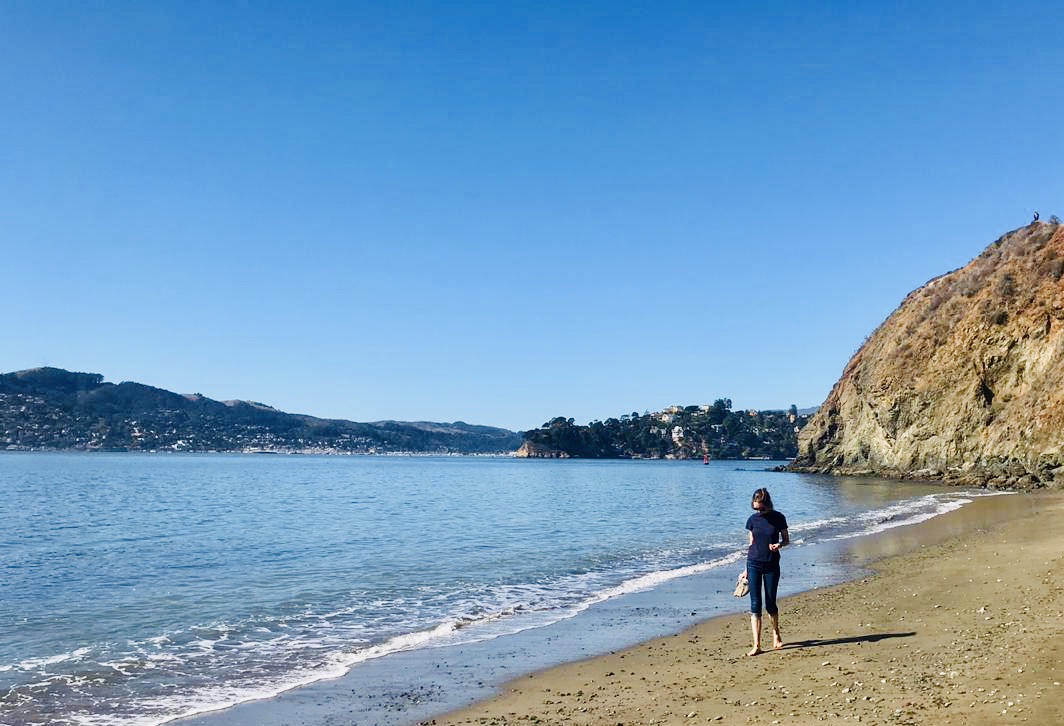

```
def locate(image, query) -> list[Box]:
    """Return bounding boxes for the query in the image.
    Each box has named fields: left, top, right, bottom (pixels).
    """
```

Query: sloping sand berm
left=428, top=494, right=1063, bottom=726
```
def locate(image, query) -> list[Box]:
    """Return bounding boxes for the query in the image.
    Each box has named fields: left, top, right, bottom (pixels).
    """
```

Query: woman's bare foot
left=747, top=647, right=761, bottom=656
left=772, top=636, right=784, bottom=650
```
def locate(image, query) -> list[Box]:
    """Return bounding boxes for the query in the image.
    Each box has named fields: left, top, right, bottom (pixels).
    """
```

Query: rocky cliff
left=791, top=221, right=1064, bottom=488
left=514, top=440, right=572, bottom=458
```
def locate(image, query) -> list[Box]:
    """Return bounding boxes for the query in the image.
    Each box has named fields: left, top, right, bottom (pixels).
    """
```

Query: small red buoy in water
left=703, top=454, right=709, bottom=465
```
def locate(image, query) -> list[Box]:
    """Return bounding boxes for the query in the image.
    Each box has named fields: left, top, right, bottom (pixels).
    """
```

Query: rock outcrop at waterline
left=514, top=440, right=572, bottom=458
left=790, top=221, right=1064, bottom=488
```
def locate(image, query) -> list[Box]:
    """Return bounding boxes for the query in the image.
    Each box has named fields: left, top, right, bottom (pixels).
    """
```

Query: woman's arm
left=769, top=529, right=790, bottom=552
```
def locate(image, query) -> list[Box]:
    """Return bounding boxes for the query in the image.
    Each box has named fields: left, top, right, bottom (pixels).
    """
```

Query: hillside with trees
left=518, top=399, right=812, bottom=460
left=0, top=367, right=522, bottom=454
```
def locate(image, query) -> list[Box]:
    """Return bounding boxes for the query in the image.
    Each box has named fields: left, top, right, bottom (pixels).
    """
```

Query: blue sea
left=0, top=453, right=1000, bottom=726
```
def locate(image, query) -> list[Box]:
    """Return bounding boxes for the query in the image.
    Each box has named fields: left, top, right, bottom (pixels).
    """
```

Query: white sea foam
left=100, top=660, right=139, bottom=676
left=829, top=496, right=971, bottom=540
left=22, top=674, right=68, bottom=690
left=66, top=622, right=472, bottom=726
left=578, top=551, right=746, bottom=608
left=16, top=646, right=92, bottom=671
left=786, top=490, right=1010, bottom=544
left=69, top=664, right=353, bottom=726
left=787, top=516, right=848, bottom=533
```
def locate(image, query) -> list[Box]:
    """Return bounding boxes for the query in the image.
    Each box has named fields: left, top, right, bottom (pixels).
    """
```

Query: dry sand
left=427, top=493, right=1064, bottom=726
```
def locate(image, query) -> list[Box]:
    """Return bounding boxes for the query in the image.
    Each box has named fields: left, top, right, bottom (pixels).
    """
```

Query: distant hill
left=791, top=220, right=1064, bottom=489
left=0, top=368, right=523, bottom=454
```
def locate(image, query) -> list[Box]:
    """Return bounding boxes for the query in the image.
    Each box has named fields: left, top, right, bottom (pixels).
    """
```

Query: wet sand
left=428, top=492, right=1064, bottom=725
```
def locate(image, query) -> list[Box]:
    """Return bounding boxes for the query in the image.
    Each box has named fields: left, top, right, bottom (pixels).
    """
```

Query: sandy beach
left=428, top=492, right=1064, bottom=726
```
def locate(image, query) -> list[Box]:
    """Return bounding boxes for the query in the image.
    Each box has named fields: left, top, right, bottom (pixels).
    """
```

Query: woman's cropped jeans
left=747, top=559, right=781, bottom=616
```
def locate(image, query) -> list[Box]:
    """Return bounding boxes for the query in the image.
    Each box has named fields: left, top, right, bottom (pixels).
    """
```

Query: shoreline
left=426, top=491, right=1064, bottom=726
left=171, top=487, right=1057, bottom=726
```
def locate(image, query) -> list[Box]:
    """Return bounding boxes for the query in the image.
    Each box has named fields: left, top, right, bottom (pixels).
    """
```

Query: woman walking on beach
left=745, top=487, right=789, bottom=656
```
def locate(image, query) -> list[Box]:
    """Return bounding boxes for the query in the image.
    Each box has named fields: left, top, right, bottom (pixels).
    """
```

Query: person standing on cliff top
left=745, top=487, right=789, bottom=655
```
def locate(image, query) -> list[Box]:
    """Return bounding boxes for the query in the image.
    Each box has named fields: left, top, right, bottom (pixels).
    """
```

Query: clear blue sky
left=3, top=1, right=1062, bottom=431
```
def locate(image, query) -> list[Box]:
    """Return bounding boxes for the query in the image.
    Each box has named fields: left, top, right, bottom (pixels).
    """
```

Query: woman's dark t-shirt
left=746, top=510, right=788, bottom=564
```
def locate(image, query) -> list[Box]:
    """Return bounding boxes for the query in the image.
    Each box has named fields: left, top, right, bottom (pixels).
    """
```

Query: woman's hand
left=768, top=543, right=781, bottom=552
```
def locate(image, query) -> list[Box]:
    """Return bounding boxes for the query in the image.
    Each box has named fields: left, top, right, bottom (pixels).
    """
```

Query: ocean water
left=0, top=452, right=997, bottom=726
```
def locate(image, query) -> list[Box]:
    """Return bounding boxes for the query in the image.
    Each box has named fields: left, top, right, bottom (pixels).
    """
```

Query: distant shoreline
left=0, top=447, right=796, bottom=462
left=0, top=447, right=518, bottom=457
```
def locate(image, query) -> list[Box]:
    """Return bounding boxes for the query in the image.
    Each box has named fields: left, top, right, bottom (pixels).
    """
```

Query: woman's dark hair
left=752, top=488, right=774, bottom=511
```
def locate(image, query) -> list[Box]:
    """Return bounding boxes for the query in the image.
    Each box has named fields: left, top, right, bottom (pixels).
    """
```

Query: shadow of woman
left=782, top=632, right=916, bottom=650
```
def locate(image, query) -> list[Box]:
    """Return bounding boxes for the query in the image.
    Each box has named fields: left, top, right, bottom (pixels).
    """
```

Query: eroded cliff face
left=791, top=221, right=1064, bottom=488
